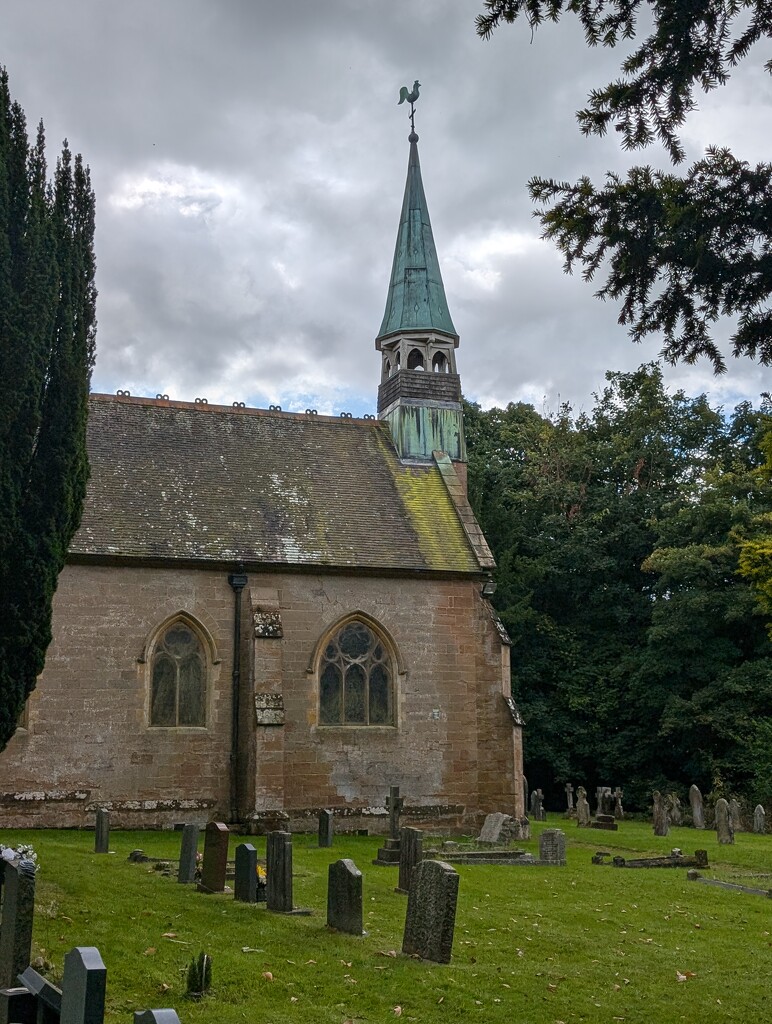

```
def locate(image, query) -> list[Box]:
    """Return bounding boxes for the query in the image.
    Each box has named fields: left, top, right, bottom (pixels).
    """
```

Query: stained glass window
left=150, top=622, right=206, bottom=727
left=319, top=621, right=394, bottom=726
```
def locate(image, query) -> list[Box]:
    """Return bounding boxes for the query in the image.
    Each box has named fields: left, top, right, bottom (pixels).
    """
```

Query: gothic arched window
left=150, top=620, right=207, bottom=727
left=319, top=620, right=394, bottom=726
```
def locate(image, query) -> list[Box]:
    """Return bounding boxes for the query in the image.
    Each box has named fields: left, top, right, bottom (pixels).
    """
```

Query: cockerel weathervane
left=398, top=80, right=421, bottom=136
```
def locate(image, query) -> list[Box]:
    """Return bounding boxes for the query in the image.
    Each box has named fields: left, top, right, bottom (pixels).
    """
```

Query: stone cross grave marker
left=402, top=860, right=460, bottom=964
left=728, top=797, right=742, bottom=833
left=564, top=783, right=574, bottom=813
left=327, top=859, right=363, bottom=935
left=177, top=823, right=199, bottom=885
left=715, top=798, right=734, bottom=844
left=94, top=809, right=110, bottom=854
left=613, top=787, right=624, bottom=820
left=0, top=859, right=36, bottom=989
left=199, top=821, right=229, bottom=893
left=397, top=827, right=423, bottom=894
left=266, top=831, right=293, bottom=913
left=387, top=786, right=404, bottom=840
left=689, top=784, right=705, bottom=829
left=60, top=946, right=106, bottom=1024
left=753, top=804, right=766, bottom=834
left=576, top=786, right=591, bottom=826
left=539, top=829, right=567, bottom=866
left=234, top=843, right=258, bottom=904
left=318, top=810, right=334, bottom=848
left=652, top=791, right=669, bottom=836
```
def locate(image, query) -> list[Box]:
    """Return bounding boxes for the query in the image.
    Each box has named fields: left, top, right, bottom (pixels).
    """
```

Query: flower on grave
left=0, top=843, right=39, bottom=869
left=256, top=865, right=266, bottom=885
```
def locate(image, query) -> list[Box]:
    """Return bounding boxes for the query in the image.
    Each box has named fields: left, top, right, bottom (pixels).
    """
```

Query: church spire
left=376, top=88, right=465, bottom=466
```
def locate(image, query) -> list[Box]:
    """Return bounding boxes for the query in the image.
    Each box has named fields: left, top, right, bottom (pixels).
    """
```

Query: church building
left=0, top=122, right=525, bottom=832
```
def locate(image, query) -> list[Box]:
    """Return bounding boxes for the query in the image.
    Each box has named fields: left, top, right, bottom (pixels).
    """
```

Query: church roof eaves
left=71, top=394, right=484, bottom=575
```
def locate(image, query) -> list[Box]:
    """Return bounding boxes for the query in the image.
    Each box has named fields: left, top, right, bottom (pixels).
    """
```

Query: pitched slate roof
left=70, top=394, right=492, bottom=574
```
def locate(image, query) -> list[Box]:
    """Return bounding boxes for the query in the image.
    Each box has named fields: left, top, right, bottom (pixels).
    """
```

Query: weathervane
left=398, top=80, right=421, bottom=138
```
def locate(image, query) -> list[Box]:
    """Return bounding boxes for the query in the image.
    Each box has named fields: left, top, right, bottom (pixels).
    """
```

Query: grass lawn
left=1, top=818, right=770, bottom=1024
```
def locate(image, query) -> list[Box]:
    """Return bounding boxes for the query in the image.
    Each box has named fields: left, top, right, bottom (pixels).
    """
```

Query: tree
left=476, top=2, right=772, bottom=371
left=0, top=66, right=96, bottom=751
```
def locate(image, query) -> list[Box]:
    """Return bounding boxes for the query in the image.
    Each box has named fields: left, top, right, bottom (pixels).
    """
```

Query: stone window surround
left=140, top=610, right=220, bottom=730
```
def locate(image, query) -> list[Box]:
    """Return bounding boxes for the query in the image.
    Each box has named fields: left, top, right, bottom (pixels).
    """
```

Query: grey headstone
left=177, top=824, right=199, bottom=884
left=199, top=822, right=229, bottom=893
left=667, top=793, right=683, bottom=826
left=652, top=791, right=669, bottom=836
left=478, top=812, right=510, bottom=845
left=397, top=827, right=423, bottom=894
left=402, top=860, right=459, bottom=964
left=387, top=786, right=403, bottom=840
left=60, top=947, right=106, bottom=1024
left=327, top=859, right=363, bottom=935
left=564, top=782, right=575, bottom=812
left=94, top=810, right=110, bottom=854
left=576, top=786, right=591, bottom=826
left=266, top=831, right=293, bottom=913
left=539, top=828, right=567, bottom=866
left=134, top=1012, right=182, bottom=1024
left=318, top=810, right=334, bottom=848
left=613, top=787, right=624, bottom=820
left=234, top=844, right=258, bottom=903
left=715, top=798, right=734, bottom=844
left=728, top=797, right=742, bottom=832
left=0, top=860, right=36, bottom=988
left=689, top=784, right=705, bottom=829
left=753, top=804, right=766, bottom=834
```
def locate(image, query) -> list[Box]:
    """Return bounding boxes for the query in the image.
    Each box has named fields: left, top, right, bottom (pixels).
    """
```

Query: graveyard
left=1, top=817, right=770, bottom=1024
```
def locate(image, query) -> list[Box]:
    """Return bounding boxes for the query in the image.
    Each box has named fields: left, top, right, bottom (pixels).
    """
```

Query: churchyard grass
left=1, top=819, right=770, bottom=1024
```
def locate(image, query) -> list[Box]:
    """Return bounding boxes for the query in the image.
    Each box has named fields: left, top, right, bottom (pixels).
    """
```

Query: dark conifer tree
left=0, top=67, right=96, bottom=751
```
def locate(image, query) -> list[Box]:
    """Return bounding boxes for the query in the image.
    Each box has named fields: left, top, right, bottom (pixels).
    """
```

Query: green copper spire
left=377, top=132, right=457, bottom=341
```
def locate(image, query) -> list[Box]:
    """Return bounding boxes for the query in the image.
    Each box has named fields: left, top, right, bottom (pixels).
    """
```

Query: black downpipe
left=228, top=569, right=248, bottom=824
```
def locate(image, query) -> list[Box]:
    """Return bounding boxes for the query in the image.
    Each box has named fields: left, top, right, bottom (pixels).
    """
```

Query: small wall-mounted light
left=481, top=580, right=497, bottom=598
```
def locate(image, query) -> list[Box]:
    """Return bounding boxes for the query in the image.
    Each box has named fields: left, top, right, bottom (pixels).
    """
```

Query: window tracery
left=319, top=620, right=394, bottom=726
left=150, top=620, right=207, bottom=727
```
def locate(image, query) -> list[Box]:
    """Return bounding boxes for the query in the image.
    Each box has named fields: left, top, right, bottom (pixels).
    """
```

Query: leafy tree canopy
left=476, top=2, right=772, bottom=371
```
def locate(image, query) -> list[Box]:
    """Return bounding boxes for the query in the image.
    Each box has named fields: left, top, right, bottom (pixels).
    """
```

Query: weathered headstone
left=689, top=784, right=705, bottom=829
left=387, top=785, right=404, bottom=839
left=94, top=809, right=110, bottom=854
left=177, top=823, right=199, bottom=884
left=199, top=821, right=229, bottom=893
left=402, top=860, right=459, bottom=964
left=652, top=791, right=669, bottom=836
left=753, top=804, right=766, bottom=834
left=397, top=827, right=423, bottom=894
left=598, top=787, right=615, bottom=817
left=318, top=809, right=334, bottom=848
left=530, top=789, right=545, bottom=821
left=478, top=812, right=515, bottom=845
left=234, top=843, right=258, bottom=903
left=613, top=787, right=624, bottom=820
left=60, top=946, right=106, bottom=1024
left=0, top=860, right=36, bottom=988
left=539, top=829, right=567, bottom=866
left=134, top=1011, right=182, bottom=1024
left=327, top=859, right=363, bottom=935
left=728, top=797, right=742, bottom=833
left=576, top=786, right=591, bottom=827
left=266, top=831, right=293, bottom=912
left=564, top=782, right=575, bottom=815
left=666, top=793, right=683, bottom=826
left=715, top=797, right=734, bottom=844
left=522, top=775, right=528, bottom=810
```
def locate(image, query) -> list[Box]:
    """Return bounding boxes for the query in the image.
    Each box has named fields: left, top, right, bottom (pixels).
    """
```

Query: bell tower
left=376, top=108, right=465, bottom=464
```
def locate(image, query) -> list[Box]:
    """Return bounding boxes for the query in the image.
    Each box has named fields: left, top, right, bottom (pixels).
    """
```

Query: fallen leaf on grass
left=676, top=971, right=696, bottom=982
left=241, top=947, right=263, bottom=953
left=305, top=959, right=316, bottom=965
left=340, top=960, right=352, bottom=967
left=161, top=932, right=177, bottom=939
left=547, top=984, right=557, bottom=992
left=393, top=1008, right=402, bottom=1017
left=158, top=984, right=170, bottom=993
left=262, top=972, right=274, bottom=981
left=437, top=997, right=444, bottom=1004
left=378, top=950, right=398, bottom=958
left=290, top=997, right=298, bottom=1003
left=143, top=948, right=156, bottom=956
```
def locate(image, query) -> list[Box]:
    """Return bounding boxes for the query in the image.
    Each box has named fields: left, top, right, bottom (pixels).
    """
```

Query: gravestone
left=539, top=829, right=566, bottom=866
left=318, top=809, right=334, bottom=848
left=689, top=784, right=705, bottom=829
left=134, top=1012, right=182, bottom=1024
left=60, top=946, right=106, bottom=1024
left=522, top=775, right=528, bottom=810
left=715, top=797, right=734, bottom=844
left=530, top=789, right=545, bottom=822
left=177, top=823, right=199, bottom=884
left=478, top=812, right=518, bottom=845
left=564, top=782, right=575, bottom=816
left=266, top=831, right=293, bottom=913
left=94, top=809, right=110, bottom=854
left=397, top=827, right=423, bottom=894
left=373, top=786, right=404, bottom=865
left=327, top=859, right=363, bottom=935
left=613, top=787, right=624, bottom=820
left=199, top=821, right=229, bottom=893
left=0, top=860, right=36, bottom=988
left=598, top=787, right=615, bottom=816
left=666, top=793, right=683, bottom=827
left=234, top=843, right=258, bottom=903
left=753, top=804, right=766, bottom=834
left=576, top=786, right=591, bottom=827
left=728, top=797, right=742, bottom=833
left=652, top=791, right=669, bottom=836
left=402, top=860, right=459, bottom=964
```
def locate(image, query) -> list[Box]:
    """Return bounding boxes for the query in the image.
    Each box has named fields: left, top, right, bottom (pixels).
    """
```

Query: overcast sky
left=4, top=1, right=771, bottom=417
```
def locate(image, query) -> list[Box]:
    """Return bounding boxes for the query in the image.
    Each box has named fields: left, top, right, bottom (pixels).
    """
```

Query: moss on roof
left=71, top=395, right=486, bottom=575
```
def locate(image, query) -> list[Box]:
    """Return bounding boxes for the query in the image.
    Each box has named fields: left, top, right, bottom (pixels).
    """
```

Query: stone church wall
left=0, top=562, right=522, bottom=831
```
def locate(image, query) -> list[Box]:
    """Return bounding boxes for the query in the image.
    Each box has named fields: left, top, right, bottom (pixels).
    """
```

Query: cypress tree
left=0, top=66, right=96, bottom=751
